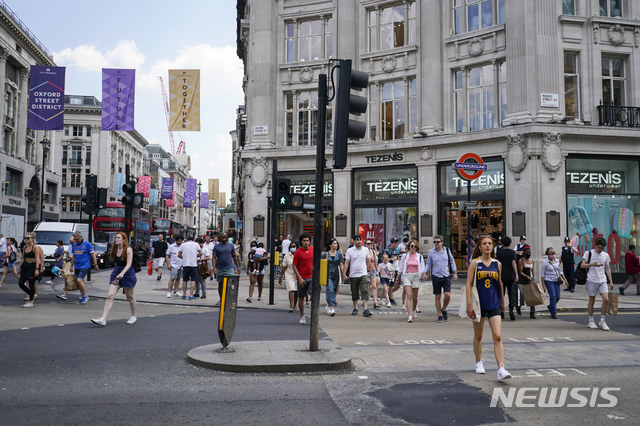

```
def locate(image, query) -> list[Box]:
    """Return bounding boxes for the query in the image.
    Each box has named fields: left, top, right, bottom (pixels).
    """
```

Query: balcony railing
left=597, top=103, right=640, bottom=127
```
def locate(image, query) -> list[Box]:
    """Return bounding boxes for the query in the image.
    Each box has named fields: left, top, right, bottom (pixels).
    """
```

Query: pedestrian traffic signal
left=333, top=59, right=369, bottom=169
left=97, top=188, right=108, bottom=209
left=122, top=181, right=143, bottom=208
left=290, top=193, right=305, bottom=211
left=81, top=189, right=95, bottom=215
left=276, top=178, right=291, bottom=209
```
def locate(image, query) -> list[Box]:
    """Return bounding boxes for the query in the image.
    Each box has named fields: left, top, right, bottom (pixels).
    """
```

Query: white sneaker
left=22, top=301, right=34, bottom=308
left=401, top=304, right=406, bottom=311
left=126, top=316, right=137, bottom=325
left=325, top=305, right=330, bottom=313
left=386, top=302, right=392, bottom=308
left=167, top=292, right=172, bottom=298
left=91, top=317, right=106, bottom=326
left=175, top=292, right=183, bottom=297
left=330, top=307, right=335, bottom=317
left=587, top=320, right=598, bottom=329
left=45, top=280, right=54, bottom=284
left=299, top=316, right=306, bottom=325
left=407, top=315, right=413, bottom=323
left=599, top=319, right=610, bottom=331
left=497, top=365, right=512, bottom=380
left=475, top=360, right=485, bottom=374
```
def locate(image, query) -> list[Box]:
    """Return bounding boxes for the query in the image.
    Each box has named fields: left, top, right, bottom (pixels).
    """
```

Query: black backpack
left=574, top=250, right=591, bottom=285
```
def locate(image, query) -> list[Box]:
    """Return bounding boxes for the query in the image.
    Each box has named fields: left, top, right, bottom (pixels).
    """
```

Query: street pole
left=268, top=159, right=277, bottom=305
left=197, top=182, right=202, bottom=237
left=310, top=74, right=327, bottom=351
left=39, top=137, right=50, bottom=223
left=467, top=180, right=472, bottom=264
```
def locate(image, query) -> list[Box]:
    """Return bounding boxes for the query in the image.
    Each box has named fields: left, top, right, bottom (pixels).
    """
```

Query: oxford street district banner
left=28, top=66, right=66, bottom=130
left=168, top=69, right=200, bottom=131
left=102, top=68, right=135, bottom=131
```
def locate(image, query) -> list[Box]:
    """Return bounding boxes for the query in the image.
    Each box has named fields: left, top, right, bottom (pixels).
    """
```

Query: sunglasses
left=434, top=241, right=442, bottom=244
left=24, top=237, right=32, bottom=240
left=409, top=245, right=417, bottom=248
left=365, top=242, right=371, bottom=245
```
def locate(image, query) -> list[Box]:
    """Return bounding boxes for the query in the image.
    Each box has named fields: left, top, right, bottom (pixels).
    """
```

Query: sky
left=9, top=0, right=244, bottom=201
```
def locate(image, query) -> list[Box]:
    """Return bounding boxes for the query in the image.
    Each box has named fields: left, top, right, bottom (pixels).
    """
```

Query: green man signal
left=276, top=179, right=291, bottom=209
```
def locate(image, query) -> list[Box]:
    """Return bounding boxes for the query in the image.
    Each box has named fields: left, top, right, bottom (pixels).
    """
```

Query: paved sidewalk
left=77, top=269, right=640, bottom=315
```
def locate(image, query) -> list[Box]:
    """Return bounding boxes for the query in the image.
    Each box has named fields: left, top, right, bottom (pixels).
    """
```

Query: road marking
left=509, top=337, right=574, bottom=343
left=21, top=327, right=29, bottom=330
left=354, top=341, right=372, bottom=346
left=388, top=339, right=452, bottom=346
left=524, top=368, right=587, bottom=377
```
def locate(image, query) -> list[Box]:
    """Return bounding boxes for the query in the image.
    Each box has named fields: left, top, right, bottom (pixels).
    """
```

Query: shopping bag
left=64, top=273, right=79, bottom=292
left=457, top=287, right=480, bottom=322
left=147, top=259, right=153, bottom=275
left=523, top=282, right=545, bottom=307
left=608, top=293, right=619, bottom=315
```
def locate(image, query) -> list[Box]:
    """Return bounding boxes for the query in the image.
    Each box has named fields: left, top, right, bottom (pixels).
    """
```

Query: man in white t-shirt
left=204, top=234, right=216, bottom=281
left=165, top=236, right=184, bottom=298
left=282, top=235, right=292, bottom=255
left=582, top=236, right=614, bottom=331
left=343, top=235, right=372, bottom=318
left=0, top=234, right=6, bottom=260
left=178, top=235, right=202, bottom=300
left=195, top=237, right=212, bottom=298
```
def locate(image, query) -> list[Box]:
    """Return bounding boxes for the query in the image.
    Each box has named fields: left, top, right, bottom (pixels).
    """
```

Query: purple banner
left=28, top=66, right=66, bottom=130
left=101, top=68, right=135, bottom=131
left=183, top=200, right=192, bottom=208
left=185, top=178, right=197, bottom=201
left=161, top=177, right=174, bottom=199
left=200, top=192, right=209, bottom=209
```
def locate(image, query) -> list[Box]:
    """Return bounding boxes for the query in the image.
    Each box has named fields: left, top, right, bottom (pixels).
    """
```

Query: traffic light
left=97, top=188, right=108, bottom=209
left=122, top=181, right=143, bottom=208
left=83, top=175, right=97, bottom=214
left=290, top=193, right=305, bottom=211
left=333, top=59, right=369, bottom=169
left=275, top=178, right=291, bottom=209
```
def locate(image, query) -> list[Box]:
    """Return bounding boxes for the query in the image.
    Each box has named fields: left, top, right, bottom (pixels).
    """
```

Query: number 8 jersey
left=475, top=258, right=502, bottom=311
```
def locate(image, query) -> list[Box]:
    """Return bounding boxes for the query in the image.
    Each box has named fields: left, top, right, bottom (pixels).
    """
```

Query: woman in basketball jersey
left=466, top=236, right=511, bottom=380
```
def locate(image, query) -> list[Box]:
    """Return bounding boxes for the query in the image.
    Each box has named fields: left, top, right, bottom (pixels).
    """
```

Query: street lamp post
left=39, top=137, right=50, bottom=223
left=197, top=181, right=202, bottom=237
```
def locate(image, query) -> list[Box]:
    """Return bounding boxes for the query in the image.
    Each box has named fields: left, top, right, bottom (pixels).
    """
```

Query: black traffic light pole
left=269, top=159, right=277, bottom=305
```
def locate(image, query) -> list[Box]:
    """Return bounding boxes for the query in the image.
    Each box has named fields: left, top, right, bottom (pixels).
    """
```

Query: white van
left=33, top=222, right=90, bottom=271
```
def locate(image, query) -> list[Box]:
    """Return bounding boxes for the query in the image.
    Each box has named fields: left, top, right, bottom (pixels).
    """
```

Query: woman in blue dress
left=91, top=232, right=137, bottom=326
left=465, top=235, right=511, bottom=381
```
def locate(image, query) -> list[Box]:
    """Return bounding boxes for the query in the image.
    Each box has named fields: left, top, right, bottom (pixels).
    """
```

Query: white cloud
left=53, top=41, right=243, bottom=198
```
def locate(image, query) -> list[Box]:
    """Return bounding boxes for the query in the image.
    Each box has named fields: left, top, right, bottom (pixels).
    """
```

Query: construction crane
left=158, top=76, right=184, bottom=155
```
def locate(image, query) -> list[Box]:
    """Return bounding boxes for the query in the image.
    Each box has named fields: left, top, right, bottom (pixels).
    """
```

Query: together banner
left=148, top=189, right=159, bottom=207
left=200, top=192, right=209, bottom=209
left=137, top=175, right=150, bottom=197
left=166, top=191, right=175, bottom=207
left=28, top=66, right=66, bottom=130
left=102, top=68, right=135, bottom=131
left=185, top=178, right=197, bottom=201
left=114, top=173, right=127, bottom=197
left=169, top=69, right=200, bottom=131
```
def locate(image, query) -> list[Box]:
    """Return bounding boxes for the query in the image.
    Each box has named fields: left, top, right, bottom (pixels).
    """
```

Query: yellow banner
left=208, top=178, right=219, bottom=201
left=169, top=69, right=200, bottom=131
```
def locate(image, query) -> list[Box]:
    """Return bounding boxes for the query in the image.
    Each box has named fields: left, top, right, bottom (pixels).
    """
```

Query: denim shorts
left=75, top=268, right=90, bottom=280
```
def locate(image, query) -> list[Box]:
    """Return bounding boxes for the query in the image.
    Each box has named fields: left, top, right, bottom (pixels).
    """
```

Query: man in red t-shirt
left=292, top=233, right=314, bottom=324
left=620, top=244, right=640, bottom=295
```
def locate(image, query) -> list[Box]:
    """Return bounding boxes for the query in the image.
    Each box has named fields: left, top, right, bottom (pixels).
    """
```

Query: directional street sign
left=459, top=201, right=479, bottom=211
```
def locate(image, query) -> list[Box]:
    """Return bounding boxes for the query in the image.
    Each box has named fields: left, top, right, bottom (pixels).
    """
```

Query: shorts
left=182, top=266, right=198, bottom=282
left=297, top=277, right=312, bottom=298
left=402, top=272, right=422, bottom=288
left=350, top=275, right=369, bottom=301
left=481, top=308, right=502, bottom=318
left=380, top=277, right=390, bottom=286
left=370, top=270, right=377, bottom=278
left=217, top=268, right=236, bottom=283
left=170, top=267, right=183, bottom=279
left=75, top=268, right=90, bottom=280
left=432, top=276, right=452, bottom=294
left=586, top=281, right=608, bottom=297
left=153, top=257, right=165, bottom=269
left=6, top=261, right=16, bottom=271
left=253, top=253, right=263, bottom=260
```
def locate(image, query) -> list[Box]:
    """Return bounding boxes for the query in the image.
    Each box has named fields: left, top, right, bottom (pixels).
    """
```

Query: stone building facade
left=235, top=0, right=640, bottom=278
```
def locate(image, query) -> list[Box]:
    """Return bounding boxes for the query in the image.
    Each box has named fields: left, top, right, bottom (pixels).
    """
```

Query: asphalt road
left=2, top=273, right=640, bottom=425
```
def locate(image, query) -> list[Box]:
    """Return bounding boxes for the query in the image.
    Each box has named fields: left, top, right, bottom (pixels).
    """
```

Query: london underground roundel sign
left=453, top=153, right=487, bottom=181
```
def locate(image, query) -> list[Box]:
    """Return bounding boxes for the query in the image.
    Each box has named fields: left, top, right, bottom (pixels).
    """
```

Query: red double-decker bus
left=151, top=218, right=183, bottom=241
left=92, top=201, right=151, bottom=260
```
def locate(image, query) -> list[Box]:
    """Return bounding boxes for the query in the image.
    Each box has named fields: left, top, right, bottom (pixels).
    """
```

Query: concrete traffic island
left=187, top=340, right=352, bottom=373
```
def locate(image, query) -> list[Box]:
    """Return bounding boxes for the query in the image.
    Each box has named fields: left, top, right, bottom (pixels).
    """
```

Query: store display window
left=566, top=158, right=639, bottom=272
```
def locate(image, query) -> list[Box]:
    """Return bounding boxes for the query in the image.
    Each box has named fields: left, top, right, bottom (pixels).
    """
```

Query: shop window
left=602, top=56, right=626, bottom=106
left=368, top=1, right=416, bottom=52
left=355, top=168, right=417, bottom=200
left=562, top=0, right=575, bottom=15
left=354, top=206, right=417, bottom=250
left=564, top=52, right=580, bottom=120
left=455, top=61, right=506, bottom=132
left=285, top=16, right=333, bottom=63
left=600, top=0, right=622, bottom=17
left=285, top=91, right=332, bottom=146
left=453, top=0, right=505, bottom=35
left=566, top=158, right=639, bottom=273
